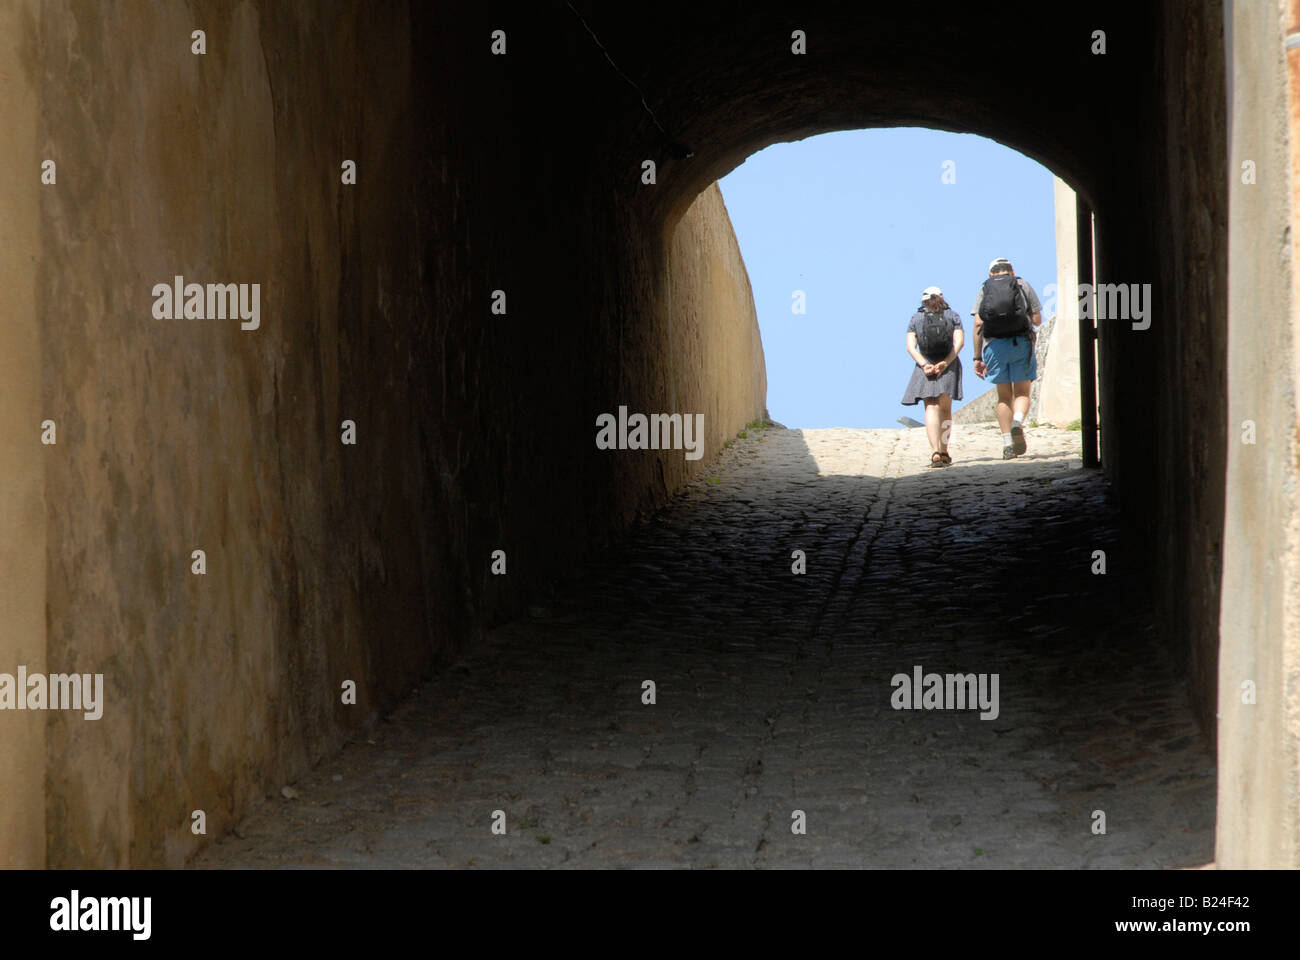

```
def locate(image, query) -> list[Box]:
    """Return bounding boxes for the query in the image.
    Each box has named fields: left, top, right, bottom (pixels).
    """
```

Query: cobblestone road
left=194, top=423, right=1215, bottom=869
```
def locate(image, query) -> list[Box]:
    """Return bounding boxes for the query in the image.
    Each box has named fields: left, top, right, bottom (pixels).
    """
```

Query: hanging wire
left=563, top=1, right=692, bottom=158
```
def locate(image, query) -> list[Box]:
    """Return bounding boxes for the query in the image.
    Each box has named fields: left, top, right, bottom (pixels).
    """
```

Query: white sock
left=1012, top=411, right=1024, bottom=425
left=1002, top=432, right=1013, bottom=446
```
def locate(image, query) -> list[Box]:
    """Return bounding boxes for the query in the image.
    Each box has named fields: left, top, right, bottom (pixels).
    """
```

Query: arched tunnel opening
left=3, top=0, right=1298, bottom=875
left=717, top=126, right=1075, bottom=434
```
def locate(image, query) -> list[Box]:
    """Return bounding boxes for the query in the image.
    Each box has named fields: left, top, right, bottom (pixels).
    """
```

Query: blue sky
left=717, top=128, right=1058, bottom=428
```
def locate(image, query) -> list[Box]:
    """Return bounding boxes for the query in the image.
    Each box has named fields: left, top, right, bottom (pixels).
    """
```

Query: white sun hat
left=921, top=285, right=943, bottom=299
left=988, top=257, right=1013, bottom=272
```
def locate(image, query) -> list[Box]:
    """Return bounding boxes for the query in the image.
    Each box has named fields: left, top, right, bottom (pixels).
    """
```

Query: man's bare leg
left=1012, top=381, right=1031, bottom=420
left=996, top=383, right=1014, bottom=434
left=1010, top=380, right=1032, bottom=455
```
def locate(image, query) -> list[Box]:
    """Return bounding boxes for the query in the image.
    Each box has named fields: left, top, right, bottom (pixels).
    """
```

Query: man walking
left=971, top=258, right=1042, bottom=459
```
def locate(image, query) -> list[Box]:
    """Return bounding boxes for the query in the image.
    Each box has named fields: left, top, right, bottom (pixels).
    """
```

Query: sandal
left=939, top=452, right=953, bottom=465
left=930, top=451, right=946, bottom=468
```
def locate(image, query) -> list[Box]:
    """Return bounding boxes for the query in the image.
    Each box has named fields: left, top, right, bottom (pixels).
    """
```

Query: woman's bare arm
left=906, top=331, right=929, bottom=367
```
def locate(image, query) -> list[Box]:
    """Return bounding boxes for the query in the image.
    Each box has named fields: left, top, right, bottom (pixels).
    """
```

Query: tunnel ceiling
left=477, top=1, right=1158, bottom=232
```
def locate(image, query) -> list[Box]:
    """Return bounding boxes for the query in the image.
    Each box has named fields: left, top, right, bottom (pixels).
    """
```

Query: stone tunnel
left=1, top=0, right=1297, bottom=868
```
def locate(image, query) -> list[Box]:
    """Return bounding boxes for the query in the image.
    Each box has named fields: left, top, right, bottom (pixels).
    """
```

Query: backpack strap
left=1014, top=278, right=1031, bottom=332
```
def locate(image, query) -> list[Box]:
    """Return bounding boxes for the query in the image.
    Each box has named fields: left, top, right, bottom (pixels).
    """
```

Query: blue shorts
left=982, top=335, right=1036, bottom=384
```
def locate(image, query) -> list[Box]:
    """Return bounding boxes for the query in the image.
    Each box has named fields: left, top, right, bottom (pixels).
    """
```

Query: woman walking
left=901, top=285, right=964, bottom=467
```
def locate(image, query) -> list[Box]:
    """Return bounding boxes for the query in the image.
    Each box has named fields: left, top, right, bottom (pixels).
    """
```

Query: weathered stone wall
left=438, top=3, right=770, bottom=637
left=637, top=183, right=767, bottom=510
left=1036, top=177, right=1084, bottom=428
left=35, top=0, right=444, bottom=868
left=0, top=0, right=46, bottom=869
left=1217, top=0, right=1300, bottom=868
left=1151, top=0, right=1230, bottom=736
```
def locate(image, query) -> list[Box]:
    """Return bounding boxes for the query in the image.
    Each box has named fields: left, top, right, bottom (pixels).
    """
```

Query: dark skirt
left=901, top=356, right=963, bottom=405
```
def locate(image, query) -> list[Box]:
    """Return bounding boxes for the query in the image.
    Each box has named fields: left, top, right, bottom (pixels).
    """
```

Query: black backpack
left=915, top=309, right=954, bottom=363
left=978, top=274, right=1030, bottom=339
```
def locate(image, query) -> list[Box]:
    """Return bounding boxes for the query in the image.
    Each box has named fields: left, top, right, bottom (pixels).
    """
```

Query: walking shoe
left=1010, top=423, right=1027, bottom=455
left=1003, top=444, right=1017, bottom=460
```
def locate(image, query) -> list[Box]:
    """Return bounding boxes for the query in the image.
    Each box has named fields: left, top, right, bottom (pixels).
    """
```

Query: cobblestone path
left=194, top=424, right=1215, bottom=869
